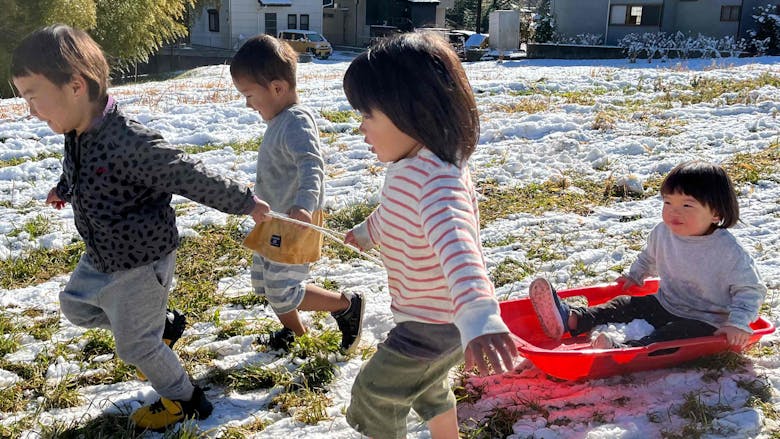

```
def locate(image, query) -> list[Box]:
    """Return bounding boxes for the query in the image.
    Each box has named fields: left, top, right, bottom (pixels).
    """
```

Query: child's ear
left=69, top=74, right=89, bottom=98
left=270, top=79, right=289, bottom=95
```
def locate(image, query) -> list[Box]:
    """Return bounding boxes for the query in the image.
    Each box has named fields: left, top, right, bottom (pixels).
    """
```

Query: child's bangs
left=343, top=56, right=381, bottom=114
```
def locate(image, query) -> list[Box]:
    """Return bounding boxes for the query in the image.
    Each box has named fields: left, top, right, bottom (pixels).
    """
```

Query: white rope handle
left=265, top=211, right=384, bottom=266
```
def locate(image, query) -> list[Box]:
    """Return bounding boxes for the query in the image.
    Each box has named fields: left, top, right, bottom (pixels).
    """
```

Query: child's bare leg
left=568, top=313, right=578, bottom=331
left=427, top=407, right=458, bottom=439
left=298, top=284, right=350, bottom=313
left=277, top=309, right=306, bottom=336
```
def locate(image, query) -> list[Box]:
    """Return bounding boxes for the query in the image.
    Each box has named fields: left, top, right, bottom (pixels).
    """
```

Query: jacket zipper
left=72, top=135, right=105, bottom=270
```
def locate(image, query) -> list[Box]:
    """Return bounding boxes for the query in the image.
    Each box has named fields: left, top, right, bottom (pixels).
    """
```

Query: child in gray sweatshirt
left=530, top=160, right=765, bottom=349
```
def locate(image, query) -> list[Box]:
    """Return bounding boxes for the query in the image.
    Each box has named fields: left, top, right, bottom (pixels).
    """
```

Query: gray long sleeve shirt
left=627, top=223, right=766, bottom=333
left=255, top=105, right=324, bottom=213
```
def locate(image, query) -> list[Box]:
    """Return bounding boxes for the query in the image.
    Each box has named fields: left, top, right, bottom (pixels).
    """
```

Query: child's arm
left=126, top=134, right=257, bottom=215
left=623, top=224, right=661, bottom=289
left=345, top=212, right=379, bottom=251
left=419, top=170, right=514, bottom=373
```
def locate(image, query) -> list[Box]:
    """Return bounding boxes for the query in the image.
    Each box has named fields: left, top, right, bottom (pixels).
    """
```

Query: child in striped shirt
left=342, top=33, right=517, bottom=438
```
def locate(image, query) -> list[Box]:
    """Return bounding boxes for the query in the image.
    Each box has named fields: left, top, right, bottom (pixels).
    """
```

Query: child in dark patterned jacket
left=11, top=24, right=270, bottom=431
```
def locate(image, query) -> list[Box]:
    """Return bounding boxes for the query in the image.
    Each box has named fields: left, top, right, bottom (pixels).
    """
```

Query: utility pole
left=476, top=0, right=482, bottom=33
left=355, top=0, right=360, bottom=46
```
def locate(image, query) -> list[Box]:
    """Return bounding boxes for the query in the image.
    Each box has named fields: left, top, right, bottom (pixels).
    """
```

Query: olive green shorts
left=346, top=343, right=463, bottom=439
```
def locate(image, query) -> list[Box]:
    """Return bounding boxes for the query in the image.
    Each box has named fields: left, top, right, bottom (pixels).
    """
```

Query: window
left=300, top=14, right=310, bottom=30
left=288, top=14, right=297, bottom=29
left=265, top=13, right=277, bottom=36
left=720, top=5, right=741, bottom=22
left=609, top=4, right=662, bottom=26
left=208, top=9, right=219, bottom=32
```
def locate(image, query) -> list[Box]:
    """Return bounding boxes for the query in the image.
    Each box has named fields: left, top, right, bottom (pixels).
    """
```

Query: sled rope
left=266, top=211, right=384, bottom=266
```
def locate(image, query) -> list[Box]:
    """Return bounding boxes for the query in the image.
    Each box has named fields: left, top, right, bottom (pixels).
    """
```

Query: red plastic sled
left=500, top=279, right=775, bottom=381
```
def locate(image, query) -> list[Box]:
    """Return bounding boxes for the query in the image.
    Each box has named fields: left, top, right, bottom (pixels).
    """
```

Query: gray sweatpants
left=60, top=251, right=194, bottom=401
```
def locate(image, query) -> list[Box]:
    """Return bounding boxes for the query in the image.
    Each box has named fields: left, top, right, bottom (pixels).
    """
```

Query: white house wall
left=192, top=0, right=325, bottom=50
left=190, top=1, right=231, bottom=48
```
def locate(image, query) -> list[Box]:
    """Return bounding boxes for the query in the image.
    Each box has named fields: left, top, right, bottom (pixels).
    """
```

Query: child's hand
left=714, top=325, right=751, bottom=348
left=288, top=207, right=312, bottom=230
left=344, top=230, right=362, bottom=250
left=46, top=187, right=65, bottom=210
left=464, top=332, right=518, bottom=376
left=250, top=197, right=271, bottom=223
left=618, top=276, right=638, bottom=291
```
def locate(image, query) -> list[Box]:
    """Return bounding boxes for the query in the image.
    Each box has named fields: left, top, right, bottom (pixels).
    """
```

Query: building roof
left=259, top=0, right=292, bottom=6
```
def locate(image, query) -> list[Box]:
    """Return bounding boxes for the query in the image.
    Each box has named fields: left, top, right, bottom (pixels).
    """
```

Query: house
left=190, top=0, right=326, bottom=50
left=322, top=0, right=454, bottom=46
left=551, top=0, right=775, bottom=46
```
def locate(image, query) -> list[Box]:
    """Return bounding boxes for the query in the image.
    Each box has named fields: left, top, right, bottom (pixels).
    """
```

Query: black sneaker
left=333, top=292, right=364, bottom=353
left=162, top=309, right=187, bottom=349
left=137, top=309, right=187, bottom=381
left=258, top=327, right=295, bottom=352
left=131, top=385, right=213, bottom=431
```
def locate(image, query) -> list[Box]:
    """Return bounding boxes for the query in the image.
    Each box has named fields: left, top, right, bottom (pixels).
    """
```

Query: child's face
left=358, top=109, right=421, bottom=163
left=661, top=192, right=720, bottom=236
left=13, top=73, right=84, bottom=134
left=232, top=75, right=289, bottom=121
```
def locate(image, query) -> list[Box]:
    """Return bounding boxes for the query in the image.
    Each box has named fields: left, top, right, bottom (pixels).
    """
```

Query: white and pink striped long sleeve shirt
left=352, top=149, right=509, bottom=350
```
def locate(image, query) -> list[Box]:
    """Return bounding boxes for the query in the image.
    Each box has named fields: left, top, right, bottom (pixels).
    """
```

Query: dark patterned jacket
left=56, top=102, right=256, bottom=273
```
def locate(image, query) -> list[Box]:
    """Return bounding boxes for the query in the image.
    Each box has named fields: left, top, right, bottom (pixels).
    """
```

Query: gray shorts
left=251, top=253, right=309, bottom=314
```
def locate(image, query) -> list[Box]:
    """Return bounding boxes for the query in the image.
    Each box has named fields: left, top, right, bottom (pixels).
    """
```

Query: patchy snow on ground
left=0, top=52, right=779, bottom=438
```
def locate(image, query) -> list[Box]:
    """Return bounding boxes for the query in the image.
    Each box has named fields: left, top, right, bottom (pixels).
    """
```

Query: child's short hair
left=11, top=24, right=109, bottom=102
left=660, top=160, right=739, bottom=228
left=230, top=34, right=298, bottom=89
left=343, top=32, right=479, bottom=166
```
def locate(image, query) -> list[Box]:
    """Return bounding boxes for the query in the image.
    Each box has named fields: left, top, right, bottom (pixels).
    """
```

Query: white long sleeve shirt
left=627, top=222, right=765, bottom=333
left=352, top=149, right=509, bottom=350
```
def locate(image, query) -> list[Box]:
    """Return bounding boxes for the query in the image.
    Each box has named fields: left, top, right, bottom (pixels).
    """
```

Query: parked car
left=278, top=30, right=333, bottom=60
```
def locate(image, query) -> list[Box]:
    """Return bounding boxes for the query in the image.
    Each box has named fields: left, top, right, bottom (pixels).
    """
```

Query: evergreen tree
left=749, top=4, right=780, bottom=55
left=532, top=0, right=553, bottom=43
left=1, top=0, right=196, bottom=98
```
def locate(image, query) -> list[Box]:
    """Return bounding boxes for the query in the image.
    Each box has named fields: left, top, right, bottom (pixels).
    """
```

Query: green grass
left=180, top=137, right=261, bottom=155
left=171, top=219, right=253, bottom=320
left=8, top=214, right=52, bottom=238
left=320, top=109, right=358, bottom=124
left=0, top=242, right=84, bottom=289
left=477, top=175, right=649, bottom=226
left=0, top=152, right=62, bottom=169
left=723, top=139, right=780, bottom=185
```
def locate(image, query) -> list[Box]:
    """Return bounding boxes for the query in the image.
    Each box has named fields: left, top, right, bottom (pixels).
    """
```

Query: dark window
left=300, top=14, right=310, bottom=30
left=208, top=9, right=219, bottom=32
left=265, top=13, right=277, bottom=36
left=609, top=4, right=662, bottom=26
left=720, top=5, right=741, bottom=21
left=288, top=14, right=297, bottom=29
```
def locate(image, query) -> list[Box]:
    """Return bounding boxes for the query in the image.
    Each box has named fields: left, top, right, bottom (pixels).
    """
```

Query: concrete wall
left=552, top=0, right=610, bottom=40
left=555, top=0, right=757, bottom=46
left=667, top=0, right=741, bottom=39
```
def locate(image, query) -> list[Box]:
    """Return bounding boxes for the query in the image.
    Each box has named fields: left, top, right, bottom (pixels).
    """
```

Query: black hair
left=230, top=34, right=297, bottom=88
left=660, top=160, right=739, bottom=228
left=11, top=24, right=109, bottom=102
left=342, top=32, right=479, bottom=166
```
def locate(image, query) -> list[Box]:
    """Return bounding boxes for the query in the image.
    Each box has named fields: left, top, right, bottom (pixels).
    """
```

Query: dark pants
left=570, top=294, right=717, bottom=346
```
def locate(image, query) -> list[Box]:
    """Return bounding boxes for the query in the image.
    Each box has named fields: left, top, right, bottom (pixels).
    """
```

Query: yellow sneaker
left=137, top=309, right=187, bottom=381
left=131, top=386, right=212, bottom=431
